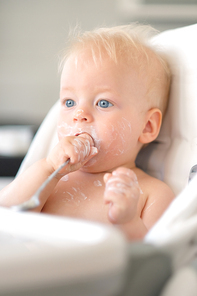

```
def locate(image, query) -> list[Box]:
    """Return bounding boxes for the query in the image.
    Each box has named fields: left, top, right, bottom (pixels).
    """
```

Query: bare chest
left=42, top=173, right=110, bottom=223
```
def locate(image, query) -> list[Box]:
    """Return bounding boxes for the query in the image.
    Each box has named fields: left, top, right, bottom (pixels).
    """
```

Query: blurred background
left=0, top=0, right=197, bottom=178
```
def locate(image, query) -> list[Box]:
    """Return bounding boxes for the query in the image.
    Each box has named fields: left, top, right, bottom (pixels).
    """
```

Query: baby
left=0, top=24, right=174, bottom=240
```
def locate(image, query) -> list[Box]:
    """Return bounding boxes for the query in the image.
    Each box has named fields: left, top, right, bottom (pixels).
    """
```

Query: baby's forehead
left=62, top=38, right=167, bottom=96
left=63, top=35, right=165, bottom=80
left=64, top=44, right=151, bottom=73
left=69, top=40, right=140, bottom=62
left=62, top=47, right=158, bottom=95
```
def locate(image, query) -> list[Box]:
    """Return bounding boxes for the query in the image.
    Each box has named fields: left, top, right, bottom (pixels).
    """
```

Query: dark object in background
left=0, top=125, right=37, bottom=177
left=0, top=156, right=24, bottom=176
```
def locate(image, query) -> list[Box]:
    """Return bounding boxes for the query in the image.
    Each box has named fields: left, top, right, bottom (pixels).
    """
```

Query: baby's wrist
left=41, top=158, right=56, bottom=176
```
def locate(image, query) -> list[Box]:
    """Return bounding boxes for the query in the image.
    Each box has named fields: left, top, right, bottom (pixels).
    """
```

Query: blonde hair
left=59, top=24, right=171, bottom=115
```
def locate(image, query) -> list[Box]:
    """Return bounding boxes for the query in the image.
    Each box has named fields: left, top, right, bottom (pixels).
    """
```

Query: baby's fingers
left=67, top=133, right=94, bottom=163
left=104, top=167, right=141, bottom=224
left=46, top=133, right=98, bottom=176
left=104, top=190, right=129, bottom=223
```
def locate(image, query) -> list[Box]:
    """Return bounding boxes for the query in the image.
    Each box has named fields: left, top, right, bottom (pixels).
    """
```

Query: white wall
left=1, top=0, right=196, bottom=126
left=0, top=0, right=119, bottom=125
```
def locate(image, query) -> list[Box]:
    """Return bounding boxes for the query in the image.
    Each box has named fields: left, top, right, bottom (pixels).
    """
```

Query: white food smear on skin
left=103, top=117, right=132, bottom=156
left=57, top=115, right=133, bottom=161
left=57, top=122, right=101, bottom=168
left=94, top=180, right=102, bottom=187
left=62, top=183, right=90, bottom=204
left=57, top=122, right=101, bottom=150
left=81, top=192, right=88, bottom=200
left=61, top=175, right=69, bottom=181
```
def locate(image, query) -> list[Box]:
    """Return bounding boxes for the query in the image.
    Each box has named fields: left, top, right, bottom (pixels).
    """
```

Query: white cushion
left=136, top=24, right=197, bottom=195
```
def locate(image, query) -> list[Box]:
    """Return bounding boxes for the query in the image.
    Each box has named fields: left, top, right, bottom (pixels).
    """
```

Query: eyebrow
left=61, top=86, right=115, bottom=93
left=60, top=87, right=75, bottom=92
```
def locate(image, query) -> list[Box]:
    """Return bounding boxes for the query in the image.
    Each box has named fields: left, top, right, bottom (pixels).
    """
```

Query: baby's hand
left=46, top=133, right=98, bottom=177
left=104, top=167, right=141, bottom=224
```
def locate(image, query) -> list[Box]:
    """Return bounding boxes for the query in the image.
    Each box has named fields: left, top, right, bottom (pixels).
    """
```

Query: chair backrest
left=136, top=24, right=197, bottom=195
left=19, top=24, right=197, bottom=197
left=17, top=101, right=59, bottom=176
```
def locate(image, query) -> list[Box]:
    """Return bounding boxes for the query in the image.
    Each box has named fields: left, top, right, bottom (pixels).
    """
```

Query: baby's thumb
left=81, top=146, right=98, bottom=166
left=103, top=173, right=112, bottom=184
left=90, top=146, right=98, bottom=156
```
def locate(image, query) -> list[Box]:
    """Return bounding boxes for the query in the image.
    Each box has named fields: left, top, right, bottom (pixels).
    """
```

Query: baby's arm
left=0, top=134, right=97, bottom=210
left=140, top=178, right=175, bottom=230
left=103, top=167, right=175, bottom=240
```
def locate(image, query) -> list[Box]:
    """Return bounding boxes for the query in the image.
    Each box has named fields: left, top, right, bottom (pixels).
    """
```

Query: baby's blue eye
left=65, top=99, right=75, bottom=108
left=98, top=100, right=113, bottom=108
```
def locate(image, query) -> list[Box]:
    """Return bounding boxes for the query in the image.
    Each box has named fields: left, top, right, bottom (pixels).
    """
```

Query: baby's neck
left=79, top=162, right=137, bottom=176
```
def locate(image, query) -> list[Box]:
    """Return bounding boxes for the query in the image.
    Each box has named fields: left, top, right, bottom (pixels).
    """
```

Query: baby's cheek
left=104, top=120, right=132, bottom=157
left=57, top=121, right=73, bottom=140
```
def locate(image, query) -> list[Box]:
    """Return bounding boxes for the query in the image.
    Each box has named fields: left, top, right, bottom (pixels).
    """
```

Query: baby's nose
left=73, top=108, right=93, bottom=122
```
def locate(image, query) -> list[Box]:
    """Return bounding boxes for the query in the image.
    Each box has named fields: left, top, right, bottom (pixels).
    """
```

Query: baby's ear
left=138, top=108, right=162, bottom=144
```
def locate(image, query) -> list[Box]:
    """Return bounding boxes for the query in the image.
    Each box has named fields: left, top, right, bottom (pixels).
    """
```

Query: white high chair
left=1, top=23, right=197, bottom=296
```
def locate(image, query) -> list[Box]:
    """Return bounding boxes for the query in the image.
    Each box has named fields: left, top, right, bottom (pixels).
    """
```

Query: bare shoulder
left=134, top=167, right=175, bottom=229
left=135, top=167, right=174, bottom=197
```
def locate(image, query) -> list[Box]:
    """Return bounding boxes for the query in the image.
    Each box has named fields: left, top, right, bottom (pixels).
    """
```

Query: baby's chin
left=81, top=156, right=98, bottom=172
left=80, top=156, right=115, bottom=174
